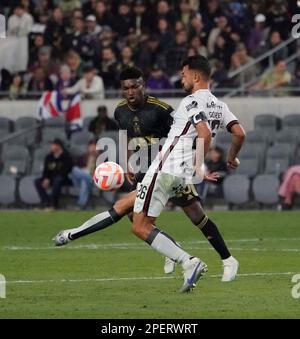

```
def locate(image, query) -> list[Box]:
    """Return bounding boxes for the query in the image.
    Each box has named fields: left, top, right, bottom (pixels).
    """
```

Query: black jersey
left=114, top=95, right=174, bottom=146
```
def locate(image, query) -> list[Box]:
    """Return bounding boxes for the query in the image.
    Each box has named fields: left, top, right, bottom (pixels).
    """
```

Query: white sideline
left=2, top=237, right=300, bottom=251
left=6, top=272, right=298, bottom=285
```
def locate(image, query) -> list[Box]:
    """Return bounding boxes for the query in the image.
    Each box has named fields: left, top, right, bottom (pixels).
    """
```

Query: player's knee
left=113, top=199, right=131, bottom=217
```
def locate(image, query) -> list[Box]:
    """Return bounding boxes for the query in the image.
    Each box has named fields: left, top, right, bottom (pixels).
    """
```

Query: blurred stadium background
left=0, top=0, right=300, bottom=319
left=1, top=0, right=300, bottom=210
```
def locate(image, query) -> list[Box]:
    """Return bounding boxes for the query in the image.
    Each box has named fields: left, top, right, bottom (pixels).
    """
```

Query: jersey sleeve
left=113, top=108, right=121, bottom=129
left=181, top=97, right=208, bottom=126
left=221, top=103, right=239, bottom=132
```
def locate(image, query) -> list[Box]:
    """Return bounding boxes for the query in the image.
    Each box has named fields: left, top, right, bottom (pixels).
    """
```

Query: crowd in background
left=0, top=0, right=300, bottom=99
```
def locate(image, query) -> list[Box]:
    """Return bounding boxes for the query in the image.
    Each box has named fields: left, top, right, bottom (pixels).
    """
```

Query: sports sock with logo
left=70, top=208, right=121, bottom=240
left=146, top=227, right=191, bottom=264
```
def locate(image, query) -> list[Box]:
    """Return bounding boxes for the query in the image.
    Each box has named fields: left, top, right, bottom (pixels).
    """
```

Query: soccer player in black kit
left=54, top=66, right=239, bottom=282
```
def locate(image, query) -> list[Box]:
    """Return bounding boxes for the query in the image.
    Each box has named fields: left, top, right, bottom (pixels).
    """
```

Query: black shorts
left=132, top=173, right=200, bottom=208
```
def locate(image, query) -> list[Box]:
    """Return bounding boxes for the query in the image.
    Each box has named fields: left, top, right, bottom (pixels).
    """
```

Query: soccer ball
left=93, top=162, right=125, bottom=191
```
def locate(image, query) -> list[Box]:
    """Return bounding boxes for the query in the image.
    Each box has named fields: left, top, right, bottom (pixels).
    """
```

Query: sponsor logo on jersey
left=186, top=101, right=198, bottom=111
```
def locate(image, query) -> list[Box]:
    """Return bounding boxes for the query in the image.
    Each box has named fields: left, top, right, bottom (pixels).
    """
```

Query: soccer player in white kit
left=132, top=55, right=244, bottom=292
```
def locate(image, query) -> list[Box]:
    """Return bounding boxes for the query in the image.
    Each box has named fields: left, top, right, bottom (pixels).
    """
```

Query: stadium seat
left=252, top=174, right=280, bottom=205
left=0, top=117, right=13, bottom=139
left=19, top=175, right=41, bottom=205
left=70, top=131, right=94, bottom=147
left=215, top=131, right=232, bottom=154
left=245, top=130, right=269, bottom=145
left=43, top=116, right=66, bottom=129
left=238, top=143, right=266, bottom=173
left=254, top=114, right=281, bottom=141
left=41, top=129, right=68, bottom=145
left=1, top=145, right=30, bottom=175
left=31, top=147, right=48, bottom=175
left=235, top=156, right=260, bottom=178
left=264, top=144, right=290, bottom=176
left=254, top=114, right=280, bottom=131
left=223, top=174, right=250, bottom=205
left=83, top=117, right=94, bottom=131
left=282, top=114, right=300, bottom=132
left=13, top=117, right=39, bottom=146
left=0, top=175, right=16, bottom=205
left=273, top=130, right=298, bottom=156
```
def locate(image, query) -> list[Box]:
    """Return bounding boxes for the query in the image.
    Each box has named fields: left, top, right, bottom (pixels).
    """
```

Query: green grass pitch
left=0, top=210, right=299, bottom=319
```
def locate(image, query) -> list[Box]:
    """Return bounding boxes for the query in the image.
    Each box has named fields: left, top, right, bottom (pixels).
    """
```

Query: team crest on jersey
left=185, top=101, right=198, bottom=111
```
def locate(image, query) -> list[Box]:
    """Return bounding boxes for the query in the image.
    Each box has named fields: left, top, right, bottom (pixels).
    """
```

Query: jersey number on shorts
left=137, top=184, right=148, bottom=200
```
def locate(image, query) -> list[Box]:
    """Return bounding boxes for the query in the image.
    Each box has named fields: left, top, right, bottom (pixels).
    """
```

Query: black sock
left=70, top=208, right=122, bottom=240
left=200, top=218, right=231, bottom=260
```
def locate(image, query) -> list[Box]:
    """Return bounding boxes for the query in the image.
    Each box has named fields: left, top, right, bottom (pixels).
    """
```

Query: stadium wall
left=0, top=97, right=299, bottom=131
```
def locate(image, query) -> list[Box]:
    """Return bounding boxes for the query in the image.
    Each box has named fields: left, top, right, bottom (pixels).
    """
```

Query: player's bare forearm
left=196, top=121, right=212, bottom=157
left=228, top=123, right=246, bottom=160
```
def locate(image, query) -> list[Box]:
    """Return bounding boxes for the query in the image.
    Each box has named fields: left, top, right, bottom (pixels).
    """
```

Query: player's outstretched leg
left=132, top=212, right=207, bottom=293
left=53, top=191, right=136, bottom=246
left=182, top=201, right=239, bottom=282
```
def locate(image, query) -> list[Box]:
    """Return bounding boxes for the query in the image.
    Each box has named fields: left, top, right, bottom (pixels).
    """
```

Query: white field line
left=6, top=272, right=299, bottom=285
left=1, top=237, right=300, bottom=251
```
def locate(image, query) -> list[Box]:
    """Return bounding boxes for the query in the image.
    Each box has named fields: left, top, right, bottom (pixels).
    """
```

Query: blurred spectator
left=100, top=47, right=120, bottom=89
left=9, top=73, right=27, bottom=100
left=291, top=63, right=300, bottom=95
left=278, top=165, right=300, bottom=210
left=64, top=65, right=105, bottom=99
left=201, top=0, right=223, bottom=34
left=115, top=1, right=133, bottom=37
left=156, top=0, right=177, bottom=28
left=55, top=64, right=76, bottom=94
left=165, top=29, right=188, bottom=76
left=189, top=35, right=208, bottom=57
left=34, top=139, right=73, bottom=209
left=89, top=105, right=118, bottom=136
left=44, top=7, right=66, bottom=58
left=59, top=0, right=81, bottom=18
left=267, top=0, right=291, bottom=39
left=118, top=46, right=135, bottom=70
left=85, top=14, right=102, bottom=37
left=201, top=146, right=228, bottom=198
left=94, top=0, right=116, bottom=28
left=69, top=140, right=97, bottom=209
left=249, top=59, right=292, bottom=96
left=207, top=15, right=231, bottom=55
left=29, top=33, right=45, bottom=66
left=132, top=0, right=151, bottom=35
left=189, top=14, right=206, bottom=41
left=0, top=70, right=12, bottom=91
left=229, top=43, right=259, bottom=87
left=156, top=18, right=173, bottom=51
left=211, top=32, right=234, bottom=69
left=29, top=45, right=59, bottom=83
left=64, top=50, right=84, bottom=82
left=27, top=66, right=54, bottom=93
left=267, top=31, right=289, bottom=63
left=146, top=65, right=172, bottom=90
left=178, top=0, right=195, bottom=29
left=247, top=13, right=270, bottom=57
left=7, top=4, right=33, bottom=37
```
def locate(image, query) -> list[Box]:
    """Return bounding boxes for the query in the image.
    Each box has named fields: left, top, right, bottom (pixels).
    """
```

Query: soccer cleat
left=221, top=256, right=239, bottom=282
left=53, top=229, right=73, bottom=246
left=164, top=257, right=177, bottom=274
left=180, top=257, right=208, bottom=293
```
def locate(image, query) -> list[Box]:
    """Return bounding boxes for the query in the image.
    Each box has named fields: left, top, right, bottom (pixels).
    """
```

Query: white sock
left=150, top=232, right=190, bottom=264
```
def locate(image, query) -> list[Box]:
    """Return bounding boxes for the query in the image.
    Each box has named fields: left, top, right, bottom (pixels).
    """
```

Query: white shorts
left=133, top=171, right=186, bottom=217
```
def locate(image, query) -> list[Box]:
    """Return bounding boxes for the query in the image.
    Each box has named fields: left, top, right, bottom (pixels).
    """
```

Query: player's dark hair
left=120, top=66, right=144, bottom=81
left=181, top=55, right=211, bottom=81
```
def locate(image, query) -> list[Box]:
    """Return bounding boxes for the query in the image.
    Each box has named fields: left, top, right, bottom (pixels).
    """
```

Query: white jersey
left=148, top=89, right=238, bottom=180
